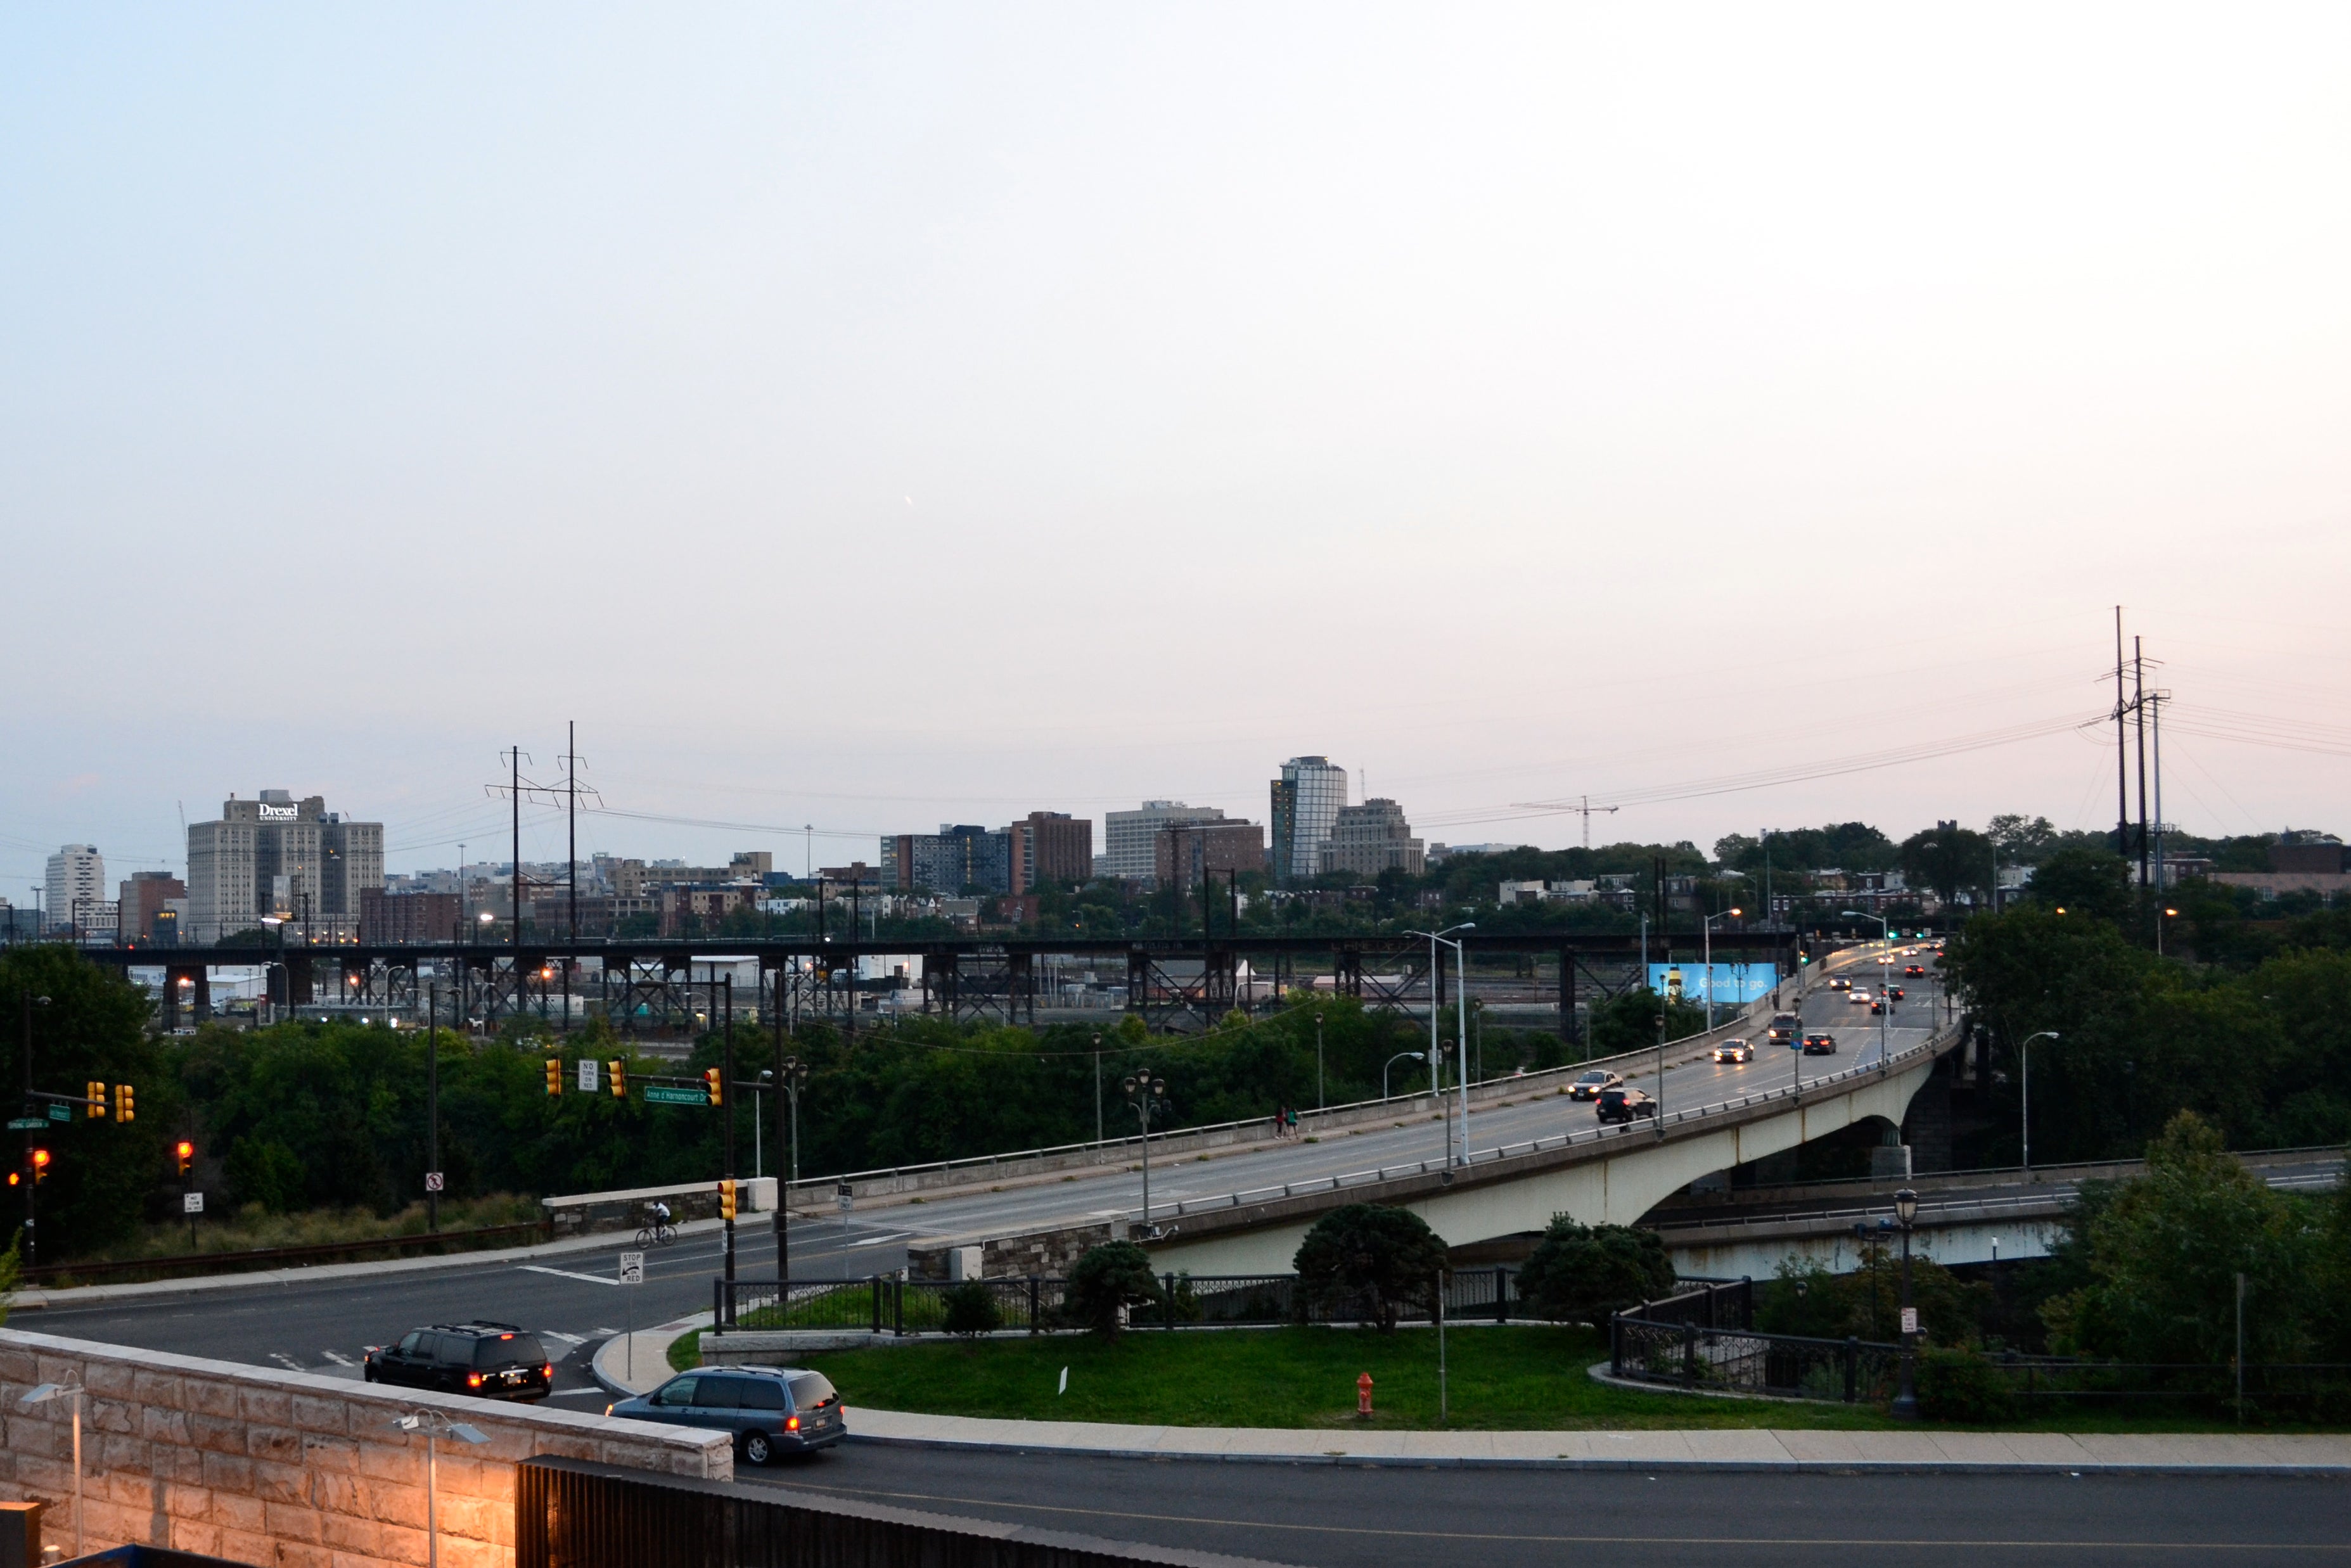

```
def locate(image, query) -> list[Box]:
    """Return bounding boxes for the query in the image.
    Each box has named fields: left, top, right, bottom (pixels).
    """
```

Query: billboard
left=1649, top=962, right=1779, bottom=1006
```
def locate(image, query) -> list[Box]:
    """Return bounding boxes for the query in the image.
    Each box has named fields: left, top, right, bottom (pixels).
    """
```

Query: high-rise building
left=881, top=826, right=1011, bottom=894
left=1318, top=798, right=1425, bottom=879
left=1155, top=820, right=1268, bottom=891
left=119, top=871, right=187, bottom=942
left=47, top=845, right=106, bottom=933
left=187, top=791, right=383, bottom=943
left=1007, top=812, right=1093, bottom=892
left=1103, top=801, right=1226, bottom=883
left=1269, top=757, right=1348, bottom=882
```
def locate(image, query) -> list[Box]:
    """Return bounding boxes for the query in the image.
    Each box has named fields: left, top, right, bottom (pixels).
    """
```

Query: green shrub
left=1293, top=1204, right=1449, bottom=1332
left=1513, top=1218, right=1675, bottom=1325
left=1063, top=1242, right=1163, bottom=1337
left=1915, top=1347, right=2018, bottom=1424
left=942, top=1281, right=1001, bottom=1338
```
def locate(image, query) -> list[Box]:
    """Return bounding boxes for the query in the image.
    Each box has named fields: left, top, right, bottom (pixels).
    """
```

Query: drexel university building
left=186, top=789, right=383, bottom=943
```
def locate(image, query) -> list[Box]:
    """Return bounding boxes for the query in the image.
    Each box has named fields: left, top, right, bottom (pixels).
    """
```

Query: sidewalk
left=839, top=1408, right=2351, bottom=1474
left=591, top=1313, right=710, bottom=1398
left=9, top=1214, right=733, bottom=1310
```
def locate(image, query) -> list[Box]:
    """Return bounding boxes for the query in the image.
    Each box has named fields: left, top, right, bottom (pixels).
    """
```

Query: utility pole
left=510, top=744, right=521, bottom=948
left=567, top=720, right=578, bottom=941
left=2114, top=607, right=2131, bottom=862
left=2134, top=636, right=2151, bottom=899
left=772, top=967, right=788, bottom=1275
left=722, top=974, right=736, bottom=1285
left=426, top=984, right=440, bottom=1233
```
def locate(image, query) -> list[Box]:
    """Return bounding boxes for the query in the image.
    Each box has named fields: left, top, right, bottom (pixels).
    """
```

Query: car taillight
left=543, top=1363, right=554, bottom=1381
left=468, top=1373, right=484, bottom=1387
left=786, top=1415, right=801, bottom=1431
left=605, top=1404, right=614, bottom=1417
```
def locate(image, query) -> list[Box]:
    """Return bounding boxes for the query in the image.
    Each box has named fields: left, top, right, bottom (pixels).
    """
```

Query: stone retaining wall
left=0, top=1328, right=731, bottom=1568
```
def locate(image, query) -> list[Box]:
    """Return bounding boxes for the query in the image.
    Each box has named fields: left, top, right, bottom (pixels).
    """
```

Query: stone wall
left=543, top=1177, right=776, bottom=1239
left=0, top=1327, right=731, bottom=1568
left=907, top=1221, right=1115, bottom=1281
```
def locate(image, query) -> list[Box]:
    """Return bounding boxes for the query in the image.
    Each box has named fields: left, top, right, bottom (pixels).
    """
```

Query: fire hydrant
left=1357, top=1372, right=1374, bottom=1418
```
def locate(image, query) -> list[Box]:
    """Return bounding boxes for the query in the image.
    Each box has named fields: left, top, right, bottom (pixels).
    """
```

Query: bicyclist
left=651, top=1199, right=671, bottom=1232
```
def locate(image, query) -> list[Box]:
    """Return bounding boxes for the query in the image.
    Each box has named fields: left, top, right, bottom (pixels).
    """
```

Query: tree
left=0, top=1233, right=18, bottom=1326
left=1061, top=1241, right=1163, bottom=1337
left=2042, top=1111, right=2325, bottom=1366
left=2023, top=847, right=2136, bottom=926
left=1512, top=1217, right=1674, bottom=1323
left=941, top=1280, right=1001, bottom=1339
left=1900, top=826, right=1994, bottom=909
left=1292, top=1204, right=1449, bottom=1332
left=1585, top=987, right=1708, bottom=1057
left=1987, top=815, right=2061, bottom=864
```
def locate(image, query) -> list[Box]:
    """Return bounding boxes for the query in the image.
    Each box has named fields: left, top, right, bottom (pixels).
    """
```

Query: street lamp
left=1407, top=924, right=1475, bottom=1166
left=2017, top=1030, right=2060, bottom=1178
left=1701, top=907, right=1743, bottom=1031
left=1840, top=911, right=1892, bottom=1070
left=776, top=1055, right=809, bottom=1285
left=1891, top=1187, right=1920, bottom=1420
left=390, top=1410, right=489, bottom=1568
left=1383, top=1050, right=1425, bottom=1102
left=1092, top=1031, right=1103, bottom=1145
left=1122, top=1069, right=1170, bottom=1233
left=18, top=1381, right=85, bottom=1558
left=1314, top=1012, right=1326, bottom=1112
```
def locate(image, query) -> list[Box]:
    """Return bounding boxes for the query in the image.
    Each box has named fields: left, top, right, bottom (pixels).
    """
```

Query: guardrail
left=1156, top=1024, right=1965, bottom=1221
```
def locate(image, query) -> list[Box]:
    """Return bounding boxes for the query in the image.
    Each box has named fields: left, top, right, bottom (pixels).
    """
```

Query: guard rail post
left=1843, top=1336, right=1859, bottom=1403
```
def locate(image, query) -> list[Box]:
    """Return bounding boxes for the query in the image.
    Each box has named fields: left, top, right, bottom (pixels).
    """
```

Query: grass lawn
left=675, top=1325, right=2343, bottom=1433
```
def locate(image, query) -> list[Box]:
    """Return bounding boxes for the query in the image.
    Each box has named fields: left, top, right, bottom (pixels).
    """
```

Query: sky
left=4, top=4, right=2348, bottom=887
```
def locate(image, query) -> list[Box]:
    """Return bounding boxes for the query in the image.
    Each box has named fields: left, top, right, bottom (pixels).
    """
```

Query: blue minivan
left=608, top=1366, right=845, bottom=1464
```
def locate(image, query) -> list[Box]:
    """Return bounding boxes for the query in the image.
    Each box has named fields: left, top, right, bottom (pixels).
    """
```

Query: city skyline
left=5, top=8, right=2348, bottom=882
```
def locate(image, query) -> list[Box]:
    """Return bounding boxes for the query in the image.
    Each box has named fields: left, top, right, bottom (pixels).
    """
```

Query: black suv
left=364, top=1322, right=552, bottom=1401
left=1595, top=1085, right=1655, bottom=1123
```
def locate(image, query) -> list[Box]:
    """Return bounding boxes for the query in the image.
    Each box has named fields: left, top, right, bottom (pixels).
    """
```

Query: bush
left=1293, top=1204, right=1449, bottom=1332
left=1062, top=1242, right=1163, bottom=1337
left=226, top=1137, right=307, bottom=1214
left=1513, top=1218, right=1674, bottom=1324
left=1915, top=1348, right=2018, bottom=1424
left=941, top=1281, right=1001, bottom=1339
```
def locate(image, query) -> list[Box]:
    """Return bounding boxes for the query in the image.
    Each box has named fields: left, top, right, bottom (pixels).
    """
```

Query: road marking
left=518, top=1265, right=619, bottom=1286
left=849, top=1233, right=909, bottom=1247
left=269, top=1353, right=304, bottom=1372
left=320, top=1351, right=356, bottom=1367
left=543, top=1387, right=611, bottom=1399
left=541, top=1331, right=586, bottom=1345
left=592, top=1327, right=621, bottom=1336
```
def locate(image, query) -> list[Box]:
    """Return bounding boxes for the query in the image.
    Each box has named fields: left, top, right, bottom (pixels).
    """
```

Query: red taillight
left=468, top=1373, right=484, bottom=1387
left=786, top=1415, right=800, bottom=1431
left=543, top=1363, right=554, bottom=1381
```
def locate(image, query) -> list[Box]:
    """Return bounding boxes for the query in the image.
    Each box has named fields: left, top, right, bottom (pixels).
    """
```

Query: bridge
left=73, top=927, right=1802, bottom=1038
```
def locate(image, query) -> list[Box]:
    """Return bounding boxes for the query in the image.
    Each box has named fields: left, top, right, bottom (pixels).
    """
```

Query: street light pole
left=1092, top=1031, right=1103, bottom=1144
left=1840, top=910, right=1892, bottom=1071
left=1892, top=1187, right=1920, bottom=1419
left=2017, top=1030, right=2060, bottom=1179
left=1383, top=1051, right=1425, bottom=1102
left=1315, top=1012, right=1325, bottom=1111
left=1124, top=1069, right=1168, bottom=1233
left=1408, top=925, right=1475, bottom=1166
left=20, top=991, right=48, bottom=1268
left=1702, top=907, right=1743, bottom=1033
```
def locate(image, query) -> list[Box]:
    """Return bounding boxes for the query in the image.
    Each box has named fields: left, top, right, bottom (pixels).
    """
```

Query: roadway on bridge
left=755, top=1446, right=2350, bottom=1566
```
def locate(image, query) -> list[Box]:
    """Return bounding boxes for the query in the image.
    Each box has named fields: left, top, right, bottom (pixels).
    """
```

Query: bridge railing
left=1610, top=1313, right=1902, bottom=1403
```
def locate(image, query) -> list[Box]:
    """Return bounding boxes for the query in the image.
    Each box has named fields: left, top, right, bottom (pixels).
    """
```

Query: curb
left=837, top=1431, right=2351, bottom=1477
left=591, top=1315, right=708, bottom=1398
left=13, top=1216, right=731, bottom=1310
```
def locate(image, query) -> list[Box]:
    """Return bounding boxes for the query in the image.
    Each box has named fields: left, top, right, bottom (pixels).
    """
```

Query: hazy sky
left=6, top=4, right=2348, bottom=885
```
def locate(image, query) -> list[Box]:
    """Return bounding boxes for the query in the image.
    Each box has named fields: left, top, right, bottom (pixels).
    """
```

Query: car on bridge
left=1767, top=1011, right=1801, bottom=1046
left=1802, top=1031, right=1838, bottom=1054
left=1713, top=1039, right=1754, bottom=1064
left=1569, top=1069, right=1622, bottom=1101
left=1828, top=976, right=1852, bottom=991
left=1848, top=988, right=1872, bottom=1004
left=608, top=1367, right=845, bottom=1464
left=1869, top=997, right=1887, bottom=1014
left=363, top=1322, right=551, bottom=1401
left=1594, top=1085, right=1656, bottom=1123
left=1888, top=985, right=1905, bottom=1001
left=1904, top=962, right=1926, bottom=977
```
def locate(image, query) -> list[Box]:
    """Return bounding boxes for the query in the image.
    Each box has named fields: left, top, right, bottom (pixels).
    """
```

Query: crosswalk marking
left=321, top=1351, right=356, bottom=1367
left=269, top=1353, right=304, bottom=1372
left=592, top=1327, right=620, bottom=1336
left=518, top=1264, right=620, bottom=1285
left=542, top=1331, right=586, bottom=1346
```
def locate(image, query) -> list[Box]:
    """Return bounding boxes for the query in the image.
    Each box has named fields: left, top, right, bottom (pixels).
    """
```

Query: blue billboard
left=1649, top=962, right=1780, bottom=1006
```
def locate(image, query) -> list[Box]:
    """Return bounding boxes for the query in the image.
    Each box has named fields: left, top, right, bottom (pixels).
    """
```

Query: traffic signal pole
left=722, top=975, right=736, bottom=1285
left=20, top=990, right=35, bottom=1269
left=772, top=969, right=788, bottom=1289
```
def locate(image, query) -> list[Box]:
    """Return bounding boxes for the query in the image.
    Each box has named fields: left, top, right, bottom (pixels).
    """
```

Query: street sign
left=424, top=1171, right=445, bottom=1193
left=46, top=1104, right=71, bottom=1123
left=644, top=1085, right=710, bottom=1106
left=5, top=1118, right=43, bottom=1131
left=183, top=1192, right=205, bottom=1215
left=618, top=1251, right=645, bottom=1286
left=1900, top=1307, right=1919, bottom=1335
left=835, top=1182, right=854, bottom=1213
left=577, top=1059, right=600, bottom=1094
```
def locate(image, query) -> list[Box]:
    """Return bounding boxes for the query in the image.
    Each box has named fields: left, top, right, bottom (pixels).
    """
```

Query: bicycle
left=633, top=1221, right=677, bottom=1249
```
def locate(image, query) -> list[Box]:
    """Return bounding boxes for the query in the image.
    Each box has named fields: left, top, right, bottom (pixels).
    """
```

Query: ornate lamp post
left=1892, top=1187, right=1921, bottom=1420
left=1123, top=1068, right=1169, bottom=1234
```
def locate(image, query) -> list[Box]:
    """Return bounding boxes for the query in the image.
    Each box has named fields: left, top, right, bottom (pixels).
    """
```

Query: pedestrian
left=1275, top=1104, right=1288, bottom=1139
left=1286, top=1106, right=1299, bottom=1136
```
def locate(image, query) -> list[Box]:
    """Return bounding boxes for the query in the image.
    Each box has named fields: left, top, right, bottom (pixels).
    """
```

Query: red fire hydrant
left=1357, top=1372, right=1374, bottom=1417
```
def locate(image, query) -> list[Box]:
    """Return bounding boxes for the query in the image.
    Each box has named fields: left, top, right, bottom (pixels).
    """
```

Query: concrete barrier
left=0, top=1328, right=730, bottom=1568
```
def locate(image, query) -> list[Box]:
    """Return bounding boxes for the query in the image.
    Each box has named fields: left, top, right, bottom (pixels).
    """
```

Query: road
left=750, top=1446, right=2351, bottom=1566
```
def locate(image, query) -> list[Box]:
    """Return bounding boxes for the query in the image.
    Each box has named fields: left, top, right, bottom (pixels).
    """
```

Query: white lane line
left=269, top=1353, right=305, bottom=1372
left=543, top=1387, right=612, bottom=1399
left=592, top=1327, right=621, bottom=1336
left=518, top=1265, right=619, bottom=1286
left=320, top=1351, right=356, bottom=1367
left=541, top=1331, right=586, bottom=1346
left=847, top=1233, right=910, bottom=1248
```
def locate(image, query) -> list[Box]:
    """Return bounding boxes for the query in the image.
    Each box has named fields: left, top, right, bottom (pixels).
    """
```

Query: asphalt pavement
left=748, top=1445, right=2351, bottom=1566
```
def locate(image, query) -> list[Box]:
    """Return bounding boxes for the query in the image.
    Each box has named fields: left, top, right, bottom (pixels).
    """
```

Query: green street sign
left=6, top=1117, right=45, bottom=1131
left=46, top=1104, right=72, bottom=1123
left=643, top=1085, right=711, bottom=1106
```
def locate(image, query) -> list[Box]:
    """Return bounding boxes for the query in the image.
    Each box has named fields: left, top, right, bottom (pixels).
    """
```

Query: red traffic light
left=177, top=1140, right=194, bottom=1158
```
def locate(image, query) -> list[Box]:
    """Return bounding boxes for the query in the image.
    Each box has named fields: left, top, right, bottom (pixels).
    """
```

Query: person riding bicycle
left=650, top=1199, right=671, bottom=1232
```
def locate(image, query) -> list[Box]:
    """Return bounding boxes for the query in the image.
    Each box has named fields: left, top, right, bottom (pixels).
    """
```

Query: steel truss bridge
left=79, top=929, right=1798, bottom=1040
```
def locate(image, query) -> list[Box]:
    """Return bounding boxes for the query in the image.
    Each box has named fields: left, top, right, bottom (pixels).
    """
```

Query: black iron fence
left=1611, top=1313, right=1902, bottom=1403
left=713, top=1265, right=1542, bottom=1334
left=516, top=1455, right=1287, bottom=1568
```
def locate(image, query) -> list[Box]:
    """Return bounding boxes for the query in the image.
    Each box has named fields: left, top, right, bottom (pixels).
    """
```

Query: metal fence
left=714, top=1266, right=1542, bottom=1335
left=1611, top=1313, right=1903, bottom=1403
left=516, top=1455, right=1279, bottom=1568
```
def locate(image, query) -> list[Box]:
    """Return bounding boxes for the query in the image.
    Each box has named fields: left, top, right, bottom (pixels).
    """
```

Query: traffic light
left=703, top=1068, right=722, bottom=1106
left=87, top=1080, right=106, bottom=1118
left=544, top=1057, right=564, bottom=1097
left=30, top=1148, right=51, bottom=1183
left=717, top=1179, right=737, bottom=1221
left=115, top=1083, right=135, bottom=1123
left=606, top=1061, right=627, bottom=1099
left=177, top=1140, right=195, bottom=1178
